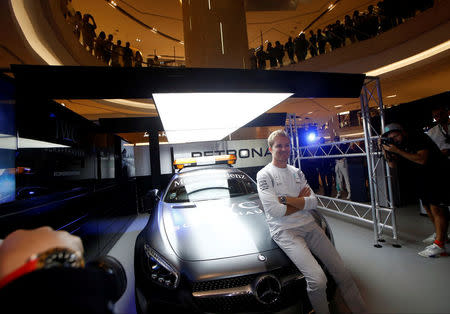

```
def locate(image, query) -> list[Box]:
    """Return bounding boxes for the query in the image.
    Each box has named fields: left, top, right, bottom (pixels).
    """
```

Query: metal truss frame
left=286, top=76, right=400, bottom=247
left=316, top=195, right=395, bottom=235
left=294, top=136, right=377, bottom=159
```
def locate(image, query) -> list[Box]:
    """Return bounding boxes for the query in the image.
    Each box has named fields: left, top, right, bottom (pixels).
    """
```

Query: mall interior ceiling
left=2, top=0, right=449, bottom=142
left=62, top=0, right=450, bottom=134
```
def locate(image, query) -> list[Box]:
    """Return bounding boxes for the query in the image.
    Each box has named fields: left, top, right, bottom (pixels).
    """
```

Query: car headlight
left=143, top=244, right=180, bottom=289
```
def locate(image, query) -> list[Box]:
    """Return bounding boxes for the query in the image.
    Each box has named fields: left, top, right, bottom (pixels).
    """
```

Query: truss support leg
left=375, top=77, right=401, bottom=248
left=361, top=88, right=381, bottom=248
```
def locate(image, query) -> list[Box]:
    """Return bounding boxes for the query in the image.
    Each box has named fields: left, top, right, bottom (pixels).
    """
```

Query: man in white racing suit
left=256, top=130, right=366, bottom=314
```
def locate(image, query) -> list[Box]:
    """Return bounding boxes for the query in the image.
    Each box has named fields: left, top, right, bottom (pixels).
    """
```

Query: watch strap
left=0, top=247, right=84, bottom=289
left=0, top=258, right=39, bottom=289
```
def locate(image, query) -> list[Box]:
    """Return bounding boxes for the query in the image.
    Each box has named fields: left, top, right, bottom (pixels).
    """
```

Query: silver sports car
left=134, top=156, right=335, bottom=313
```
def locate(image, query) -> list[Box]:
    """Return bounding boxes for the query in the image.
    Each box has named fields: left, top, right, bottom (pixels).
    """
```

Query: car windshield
left=164, top=168, right=258, bottom=203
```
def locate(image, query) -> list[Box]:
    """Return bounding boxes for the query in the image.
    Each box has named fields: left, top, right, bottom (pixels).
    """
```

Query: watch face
left=39, top=248, right=84, bottom=269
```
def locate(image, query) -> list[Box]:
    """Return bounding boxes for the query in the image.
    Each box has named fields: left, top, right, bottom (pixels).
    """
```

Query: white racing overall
left=257, top=163, right=366, bottom=314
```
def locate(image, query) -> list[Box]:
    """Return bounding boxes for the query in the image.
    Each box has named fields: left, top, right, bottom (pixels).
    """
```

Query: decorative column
left=182, top=0, right=250, bottom=68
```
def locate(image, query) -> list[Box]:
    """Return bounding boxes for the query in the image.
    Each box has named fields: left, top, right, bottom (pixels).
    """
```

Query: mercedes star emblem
left=254, top=274, right=281, bottom=304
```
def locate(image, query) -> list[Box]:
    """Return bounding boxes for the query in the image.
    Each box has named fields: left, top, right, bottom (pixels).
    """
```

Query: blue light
left=29, top=191, right=35, bottom=195
left=307, top=132, right=316, bottom=143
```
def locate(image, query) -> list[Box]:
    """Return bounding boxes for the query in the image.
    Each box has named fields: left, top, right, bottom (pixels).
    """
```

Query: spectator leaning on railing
left=251, top=0, right=435, bottom=67
left=62, top=4, right=146, bottom=67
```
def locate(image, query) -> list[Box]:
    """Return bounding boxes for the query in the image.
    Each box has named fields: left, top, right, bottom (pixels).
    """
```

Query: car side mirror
left=148, top=189, right=160, bottom=201
left=143, top=189, right=160, bottom=213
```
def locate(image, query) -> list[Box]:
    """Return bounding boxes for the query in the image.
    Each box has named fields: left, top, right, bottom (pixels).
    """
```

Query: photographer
left=380, top=123, right=450, bottom=257
left=0, top=227, right=125, bottom=313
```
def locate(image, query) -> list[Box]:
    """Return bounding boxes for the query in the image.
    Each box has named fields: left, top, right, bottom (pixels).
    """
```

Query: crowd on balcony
left=61, top=0, right=146, bottom=67
left=60, top=0, right=434, bottom=70
left=248, top=0, right=435, bottom=69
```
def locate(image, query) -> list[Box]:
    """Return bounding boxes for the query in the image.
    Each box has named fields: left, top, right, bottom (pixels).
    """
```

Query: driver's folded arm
left=256, top=171, right=317, bottom=217
left=257, top=172, right=288, bottom=218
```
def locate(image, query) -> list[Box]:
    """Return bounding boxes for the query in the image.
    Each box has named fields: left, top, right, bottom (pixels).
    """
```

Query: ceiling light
left=10, top=0, right=63, bottom=65
left=103, top=99, right=156, bottom=110
left=307, top=111, right=313, bottom=114
left=365, top=40, right=450, bottom=76
left=153, top=93, right=292, bottom=144
left=107, top=1, right=117, bottom=9
left=144, top=132, right=149, bottom=137
left=334, top=105, right=343, bottom=108
left=386, top=94, right=397, bottom=98
left=61, top=102, right=66, bottom=106
left=338, top=111, right=350, bottom=115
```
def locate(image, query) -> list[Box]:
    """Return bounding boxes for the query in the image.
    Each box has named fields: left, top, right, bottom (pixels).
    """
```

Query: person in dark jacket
left=285, top=36, right=295, bottom=64
left=81, top=13, right=97, bottom=53
left=381, top=123, right=450, bottom=257
left=256, top=45, right=267, bottom=69
left=317, top=29, right=327, bottom=55
left=294, top=33, right=309, bottom=62
left=266, top=42, right=278, bottom=68
left=308, top=30, right=318, bottom=57
left=274, top=41, right=285, bottom=67
left=123, top=42, right=133, bottom=67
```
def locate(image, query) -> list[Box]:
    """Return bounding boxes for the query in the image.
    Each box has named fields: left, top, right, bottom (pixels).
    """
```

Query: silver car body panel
left=162, top=193, right=279, bottom=261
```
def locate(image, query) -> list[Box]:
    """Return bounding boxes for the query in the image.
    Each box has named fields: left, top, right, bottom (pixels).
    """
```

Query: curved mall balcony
left=0, top=0, right=449, bottom=108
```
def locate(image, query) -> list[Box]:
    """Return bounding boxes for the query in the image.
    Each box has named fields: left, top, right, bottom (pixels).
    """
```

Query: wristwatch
left=279, top=196, right=287, bottom=205
left=32, top=247, right=85, bottom=269
left=0, top=247, right=84, bottom=289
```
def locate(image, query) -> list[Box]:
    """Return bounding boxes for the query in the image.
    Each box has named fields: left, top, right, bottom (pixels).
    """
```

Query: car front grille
left=191, top=265, right=307, bottom=313
left=192, top=264, right=298, bottom=292
left=192, top=273, right=259, bottom=293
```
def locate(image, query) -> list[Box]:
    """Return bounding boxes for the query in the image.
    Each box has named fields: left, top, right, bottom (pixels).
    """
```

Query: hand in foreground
left=298, top=186, right=312, bottom=198
left=0, top=226, right=84, bottom=281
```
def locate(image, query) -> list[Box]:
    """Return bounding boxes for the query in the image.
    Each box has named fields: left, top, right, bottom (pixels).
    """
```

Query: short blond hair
left=268, top=129, right=289, bottom=148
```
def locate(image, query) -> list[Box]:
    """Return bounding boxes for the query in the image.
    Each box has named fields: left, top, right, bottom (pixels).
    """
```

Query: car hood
left=162, top=194, right=278, bottom=261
